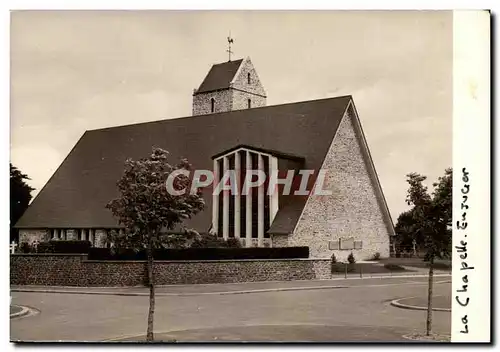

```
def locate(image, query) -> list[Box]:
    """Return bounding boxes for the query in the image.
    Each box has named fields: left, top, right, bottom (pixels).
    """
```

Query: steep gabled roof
left=194, top=59, right=243, bottom=94
left=15, top=95, right=353, bottom=231
left=268, top=196, right=307, bottom=234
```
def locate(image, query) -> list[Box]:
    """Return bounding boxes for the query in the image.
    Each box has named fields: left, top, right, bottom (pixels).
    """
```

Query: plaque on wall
left=340, top=237, right=355, bottom=250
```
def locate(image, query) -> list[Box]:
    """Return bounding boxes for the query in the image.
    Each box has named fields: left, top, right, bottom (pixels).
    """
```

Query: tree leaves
left=10, top=163, right=35, bottom=242
left=394, top=209, right=421, bottom=247
left=106, top=148, right=205, bottom=249
left=397, top=168, right=452, bottom=260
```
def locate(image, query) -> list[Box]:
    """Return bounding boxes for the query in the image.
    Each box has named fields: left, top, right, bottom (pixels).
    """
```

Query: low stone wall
left=10, top=254, right=331, bottom=287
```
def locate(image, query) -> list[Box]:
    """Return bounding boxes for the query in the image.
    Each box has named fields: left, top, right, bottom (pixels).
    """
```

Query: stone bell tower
left=192, top=56, right=267, bottom=116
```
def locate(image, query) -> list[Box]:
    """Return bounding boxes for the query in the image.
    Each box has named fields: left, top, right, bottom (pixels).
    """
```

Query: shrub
left=371, top=252, right=381, bottom=261
left=88, top=246, right=310, bottom=261
left=54, top=240, right=91, bottom=253
left=383, top=263, right=406, bottom=271
left=36, top=242, right=54, bottom=253
left=35, top=240, right=92, bottom=254
left=347, top=252, right=356, bottom=264
left=226, top=238, right=242, bottom=248
left=190, top=233, right=242, bottom=248
left=18, top=242, right=32, bottom=253
left=331, top=253, right=337, bottom=264
left=330, top=253, right=337, bottom=274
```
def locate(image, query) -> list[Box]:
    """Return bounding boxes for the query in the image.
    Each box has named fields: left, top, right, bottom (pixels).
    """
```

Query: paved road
left=10, top=276, right=451, bottom=342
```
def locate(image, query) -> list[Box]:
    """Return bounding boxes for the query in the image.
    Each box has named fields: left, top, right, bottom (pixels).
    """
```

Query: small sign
left=328, top=240, right=340, bottom=250
left=340, top=237, right=354, bottom=250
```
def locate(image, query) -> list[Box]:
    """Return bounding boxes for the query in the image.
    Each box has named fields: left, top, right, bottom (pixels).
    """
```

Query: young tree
left=394, top=209, right=418, bottom=249
left=405, top=168, right=452, bottom=336
left=106, top=148, right=204, bottom=341
left=10, top=163, right=35, bottom=242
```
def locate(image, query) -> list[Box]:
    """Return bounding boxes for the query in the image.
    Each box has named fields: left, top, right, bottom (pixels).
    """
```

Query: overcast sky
left=10, top=10, right=452, bottom=220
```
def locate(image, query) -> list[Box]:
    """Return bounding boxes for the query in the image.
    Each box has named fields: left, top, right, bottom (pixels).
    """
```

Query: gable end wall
left=231, top=58, right=266, bottom=97
left=289, top=108, right=391, bottom=260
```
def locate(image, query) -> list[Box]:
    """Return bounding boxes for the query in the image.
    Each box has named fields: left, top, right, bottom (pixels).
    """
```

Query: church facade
left=16, top=57, right=394, bottom=260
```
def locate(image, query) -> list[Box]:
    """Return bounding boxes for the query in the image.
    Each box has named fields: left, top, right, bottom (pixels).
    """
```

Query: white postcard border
left=451, top=10, right=490, bottom=343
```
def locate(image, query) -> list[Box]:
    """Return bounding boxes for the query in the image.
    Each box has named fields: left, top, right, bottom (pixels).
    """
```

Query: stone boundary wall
left=10, top=254, right=331, bottom=287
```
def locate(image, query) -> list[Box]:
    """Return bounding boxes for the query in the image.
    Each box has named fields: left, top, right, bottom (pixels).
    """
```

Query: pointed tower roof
left=194, top=59, right=244, bottom=94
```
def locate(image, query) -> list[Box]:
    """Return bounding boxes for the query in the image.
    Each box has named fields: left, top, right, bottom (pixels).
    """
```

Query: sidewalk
left=11, top=272, right=450, bottom=297
left=330, top=264, right=441, bottom=277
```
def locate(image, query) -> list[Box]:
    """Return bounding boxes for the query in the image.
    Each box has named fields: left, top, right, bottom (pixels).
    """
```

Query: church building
left=15, top=56, right=394, bottom=260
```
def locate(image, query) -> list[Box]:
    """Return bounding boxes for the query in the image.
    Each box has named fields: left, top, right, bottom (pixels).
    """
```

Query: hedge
left=87, top=246, right=309, bottom=261
left=190, top=234, right=242, bottom=248
left=36, top=240, right=92, bottom=254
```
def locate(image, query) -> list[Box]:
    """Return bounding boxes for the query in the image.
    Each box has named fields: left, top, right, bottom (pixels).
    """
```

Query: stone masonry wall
left=10, top=254, right=331, bottom=287
left=192, top=89, right=232, bottom=115
left=231, top=89, right=266, bottom=111
left=18, top=229, right=109, bottom=248
left=66, top=229, right=78, bottom=240
left=94, top=229, right=108, bottom=248
left=230, top=58, right=266, bottom=111
left=271, top=234, right=289, bottom=248
left=231, top=58, right=267, bottom=97
left=19, top=229, right=50, bottom=244
left=290, top=110, right=391, bottom=261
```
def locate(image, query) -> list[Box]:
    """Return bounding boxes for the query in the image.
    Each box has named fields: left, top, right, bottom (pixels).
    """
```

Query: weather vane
left=227, top=32, right=234, bottom=62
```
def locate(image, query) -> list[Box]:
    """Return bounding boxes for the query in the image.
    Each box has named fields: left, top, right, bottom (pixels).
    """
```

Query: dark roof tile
left=195, top=59, right=243, bottom=94
left=16, top=95, right=352, bottom=231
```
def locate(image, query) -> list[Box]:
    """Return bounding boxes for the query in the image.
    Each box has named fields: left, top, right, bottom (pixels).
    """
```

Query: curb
left=321, top=273, right=451, bottom=281
left=11, top=285, right=349, bottom=297
left=10, top=305, right=30, bottom=319
left=390, top=297, right=451, bottom=312
left=11, top=274, right=451, bottom=297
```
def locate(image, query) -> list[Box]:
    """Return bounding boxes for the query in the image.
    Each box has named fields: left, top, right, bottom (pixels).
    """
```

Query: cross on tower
left=227, top=33, right=234, bottom=62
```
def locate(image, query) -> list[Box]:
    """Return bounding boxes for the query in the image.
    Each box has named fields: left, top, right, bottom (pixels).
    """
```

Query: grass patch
left=383, top=263, right=407, bottom=271
left=331, top=263, right=357, bottom=273
left=379, top=258, right=451, bottom=269
left=330, top=263, right=411, bottom=274
left=427, top=262, right=452, bottom=270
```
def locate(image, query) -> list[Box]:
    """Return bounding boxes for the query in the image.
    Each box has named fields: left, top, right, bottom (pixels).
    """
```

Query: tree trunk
left=146, top=236, right=155, bottom=342
left=426, top=256, right=434, bottom=336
